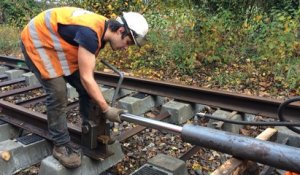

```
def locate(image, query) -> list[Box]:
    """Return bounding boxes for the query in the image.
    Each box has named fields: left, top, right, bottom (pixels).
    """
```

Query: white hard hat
left=116, top=12, right=149, bottom=47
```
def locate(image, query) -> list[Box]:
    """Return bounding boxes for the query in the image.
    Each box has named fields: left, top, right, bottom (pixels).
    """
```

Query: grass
left=0, top=24, right=21, bottom=57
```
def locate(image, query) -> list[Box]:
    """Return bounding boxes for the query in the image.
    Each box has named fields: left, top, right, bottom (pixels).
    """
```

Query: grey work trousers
left=21, top=43, right=91, bottom=146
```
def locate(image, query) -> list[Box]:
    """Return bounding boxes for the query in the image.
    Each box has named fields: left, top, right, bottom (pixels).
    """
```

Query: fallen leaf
left=192, top=162, right=202, bottom=170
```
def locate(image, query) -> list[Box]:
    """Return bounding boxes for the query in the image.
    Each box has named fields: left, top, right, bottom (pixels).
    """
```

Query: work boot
left=52, top=142, right=81, bottom=168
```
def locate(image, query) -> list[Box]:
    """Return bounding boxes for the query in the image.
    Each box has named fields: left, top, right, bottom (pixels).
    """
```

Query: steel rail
left=0, top=100, right=169, bottom=159
left=16, top=95, right=47, bottom=106
left=0, top=84, right=41, bottom=98
left=16, top=95, right=77, bottom=109
left=0, top=55, right=28, bottom=70
left=0, top=100, right=81, bottom=144
left=0, top=55, right=26, bottom=64
left=0, top=79, right=299, bottom=172
left=0, top=77, right=25, bottom=87
left=179, top=146, right=201, bottom=161
left=2, top=56, right=300, bottom=171
left=1, top=56, right=299, bottom=121
left=94, top=72, right=300, bottom=121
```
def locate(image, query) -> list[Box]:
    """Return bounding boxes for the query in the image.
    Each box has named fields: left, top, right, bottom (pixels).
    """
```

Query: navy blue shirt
left=57, top=23, right=106, bottom=54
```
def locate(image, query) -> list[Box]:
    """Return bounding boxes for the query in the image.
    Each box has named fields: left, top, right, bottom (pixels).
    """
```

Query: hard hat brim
left=130, top=30, right=147, bottom=47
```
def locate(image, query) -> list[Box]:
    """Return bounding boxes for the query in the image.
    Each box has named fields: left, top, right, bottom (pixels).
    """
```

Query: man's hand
left=103, top=107, right=124, bottom=123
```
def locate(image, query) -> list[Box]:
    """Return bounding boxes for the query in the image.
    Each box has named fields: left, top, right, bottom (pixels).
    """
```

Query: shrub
left=0, top=0, right=48, bottom=28
left=0, top=24, right=20, bottom=55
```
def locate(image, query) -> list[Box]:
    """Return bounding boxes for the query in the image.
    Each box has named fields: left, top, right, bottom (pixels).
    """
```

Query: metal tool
left=121, top=113, right=300, bottom=173
left=101, top=60, right=124, bottom=107
left=80, top=100, right=113, bottom=160
left=80, top=60, right=124, bottom=159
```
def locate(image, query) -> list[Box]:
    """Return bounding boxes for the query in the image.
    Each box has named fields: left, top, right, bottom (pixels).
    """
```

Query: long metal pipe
left=182, top=124, right=300, bottom=173
left=120, top=113, right=300, bottom=173
left=120, top=113, right=183, bottom=134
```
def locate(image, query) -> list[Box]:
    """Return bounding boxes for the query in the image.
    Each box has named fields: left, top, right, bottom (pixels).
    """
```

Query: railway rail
left=0, top=55, right=299, bottom=174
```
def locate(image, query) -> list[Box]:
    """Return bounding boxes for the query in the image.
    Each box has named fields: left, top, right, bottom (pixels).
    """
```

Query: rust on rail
left=95, top=72, right=300, bottom=122
left=1, top=56, right=299, bottom=122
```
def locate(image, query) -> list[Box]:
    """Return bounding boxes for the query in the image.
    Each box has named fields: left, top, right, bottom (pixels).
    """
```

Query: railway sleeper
left=0, top=133, right=51, bottom=175
left=0, top=66, right=9, bottom=74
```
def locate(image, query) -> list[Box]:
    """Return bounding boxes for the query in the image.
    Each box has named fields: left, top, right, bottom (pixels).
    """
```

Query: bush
left=0, top=0, right=49, bottom=28
left=0, top=0, right=299, bottom=95
left=0, top=24, right=20, bottom=55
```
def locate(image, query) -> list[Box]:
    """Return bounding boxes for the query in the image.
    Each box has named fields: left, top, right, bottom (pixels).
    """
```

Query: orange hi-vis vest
left=21, top=7, right=107, bottom=79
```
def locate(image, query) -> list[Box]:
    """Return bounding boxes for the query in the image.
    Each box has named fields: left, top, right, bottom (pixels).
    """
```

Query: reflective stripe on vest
left=28, top=17, right=57, bottom=78
left=44, top=10, right=70, bottom=76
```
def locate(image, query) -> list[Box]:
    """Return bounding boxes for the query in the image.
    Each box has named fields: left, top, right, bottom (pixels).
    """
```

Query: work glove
left=103, top=106, right=124, bottom=123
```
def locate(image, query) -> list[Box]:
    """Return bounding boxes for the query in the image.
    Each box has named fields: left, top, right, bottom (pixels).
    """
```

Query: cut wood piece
left=211, top=128, right=278, bottom=175
left=0, top=150, right=11, bottom=161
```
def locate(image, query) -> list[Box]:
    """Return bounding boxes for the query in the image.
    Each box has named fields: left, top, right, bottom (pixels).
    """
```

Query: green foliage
left=0, top=0, right=299, bottom=95
left=0, top=0, right=50, bottom=28
left=62, top=0, right=149, bottom=18
left=95, top=1, right=300, bottom=93
left=192, top=0, right=300, bottom=20
left=0, top=25, right=20, bottom=54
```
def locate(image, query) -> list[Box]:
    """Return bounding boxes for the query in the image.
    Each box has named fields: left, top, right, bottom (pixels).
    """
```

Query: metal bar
left=0, top=84, right=41, bottom=98
left=0, top=56, right=28, bottom=70
left=16, top=95, right=46, bottom=106
left=100, top=60, right=124, bottom=107
left=66, top=101, right=79, bottom=111
left=0, top=55, right=26, bottom=65
left=0, top=100, right=81, bottom=143
left=95, top=72, right=300, bottom=121
left=259, top=138, right=289, bottom=175
left=17, top=96, right=78, bottom=111
left=120, top=113, right=183, bottom=134
left=182, top=124, right=300, bottom=173
left=0, top=77, right=25, bottom=87
left=117, top=112, right=170, bottom=142
left=179, top=146, right=201, bottom=161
